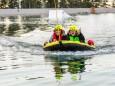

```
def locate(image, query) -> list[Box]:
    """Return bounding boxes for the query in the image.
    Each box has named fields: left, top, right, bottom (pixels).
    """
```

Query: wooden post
left=90, top=7, right=96, bottom=14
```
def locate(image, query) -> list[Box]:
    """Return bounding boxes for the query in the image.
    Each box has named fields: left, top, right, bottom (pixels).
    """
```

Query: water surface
left=0, top=13, right=115, bottom=86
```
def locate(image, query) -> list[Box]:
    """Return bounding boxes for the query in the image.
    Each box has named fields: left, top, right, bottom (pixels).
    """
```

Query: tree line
left=0, top=0, right=114, bottom=8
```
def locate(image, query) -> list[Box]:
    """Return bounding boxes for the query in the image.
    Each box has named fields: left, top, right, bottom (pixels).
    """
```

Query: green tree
left=36, top=0, right=42, bottom=8
left=59, top=0, right=67, bottom=8
left=1, top=0, right=112, bottom=8
left=47, top=0, right=55, bottom=8
left=0, top=0, right=14, bottom=8
left=9, top=0, right=19, bottom=9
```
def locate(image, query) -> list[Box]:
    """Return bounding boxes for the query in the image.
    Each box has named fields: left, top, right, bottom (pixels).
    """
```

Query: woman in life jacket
left=67, top=25, right=85, bottom=42
left=49, top=25, right=66, bottom=42
left=44, top=25, right=66, bottom=46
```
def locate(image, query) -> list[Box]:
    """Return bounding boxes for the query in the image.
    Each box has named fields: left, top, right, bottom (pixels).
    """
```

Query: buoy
left=88, top=40, right=94, bottom=46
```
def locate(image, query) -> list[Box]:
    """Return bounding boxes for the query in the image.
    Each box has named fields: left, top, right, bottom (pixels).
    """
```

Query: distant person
left=44, top=25, right=66, bottom=45
left=67, top=25, right=85, bottom=42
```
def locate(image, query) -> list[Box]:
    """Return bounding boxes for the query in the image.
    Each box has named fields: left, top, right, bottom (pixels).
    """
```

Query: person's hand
left=44, top=41, right=48, bottom=46
left=61, top=33, right=66, bottom=36
left=77, top=28, right=81, bottom=35
left=53, top=39, right=57, bottom=42
left=79, top=28, right=81, bottom=33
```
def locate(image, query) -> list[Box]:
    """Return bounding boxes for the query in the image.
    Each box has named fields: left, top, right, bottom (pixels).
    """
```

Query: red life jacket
left=52, top=33, right=62, bottom=41
left=52, top=30, right=65, bottom=41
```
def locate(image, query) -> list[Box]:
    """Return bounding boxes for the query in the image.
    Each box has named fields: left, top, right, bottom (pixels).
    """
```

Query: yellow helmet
left=54, top=25, right=63, bottom=30
left=69, top=25, right=79, bottom=31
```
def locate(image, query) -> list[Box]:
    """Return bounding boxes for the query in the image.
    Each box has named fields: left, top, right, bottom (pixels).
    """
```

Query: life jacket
left=69, top=36, right=80, bottom=42
left=52, top=30, right=65, bottom=41
left=52, top=33, right=62, bottom=41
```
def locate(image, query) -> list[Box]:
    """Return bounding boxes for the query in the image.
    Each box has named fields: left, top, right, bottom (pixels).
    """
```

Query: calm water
left=0, top=13, right=115, bottom=86
left=0, top=15, right=48, bottom=36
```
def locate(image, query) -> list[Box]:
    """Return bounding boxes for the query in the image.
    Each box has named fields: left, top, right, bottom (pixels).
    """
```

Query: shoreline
left=0, top=8, right=115, bottom=16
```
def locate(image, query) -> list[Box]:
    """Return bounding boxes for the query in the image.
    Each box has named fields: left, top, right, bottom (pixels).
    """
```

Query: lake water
left=0, top=13, right=115, bottom=86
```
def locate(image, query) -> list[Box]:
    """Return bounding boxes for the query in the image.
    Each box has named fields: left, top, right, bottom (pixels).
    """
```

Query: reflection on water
left=0, top=15, right=77, bottom=36
left=0, top=50, right=115, bottom=86
left=45, top=55, right=90, bottom=81
left=0, top=15, right=48, bottom=36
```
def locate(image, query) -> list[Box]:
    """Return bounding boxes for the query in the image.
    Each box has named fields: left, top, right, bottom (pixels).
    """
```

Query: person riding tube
left=67, top=25, right=85, bottom=42
left=44, top=25, right=66, bottom=46
left=49, top=25, right=66, bottom=42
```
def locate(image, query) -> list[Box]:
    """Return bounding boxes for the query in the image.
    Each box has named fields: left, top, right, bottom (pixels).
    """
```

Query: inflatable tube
left=43, top=41, right=95, bottom=51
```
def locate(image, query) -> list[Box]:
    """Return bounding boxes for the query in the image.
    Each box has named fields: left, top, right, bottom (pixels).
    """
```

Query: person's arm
left=61, top=30, right=67, bottom=40
left=65, top=33, right=70, bottom=40
left=49, top=35, right=56, bottom=42
left=52, top=34, right=57, bottom=42
left=79, top=33, right=85, bottom=42
left=62, top=35, right=67, bottom=40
